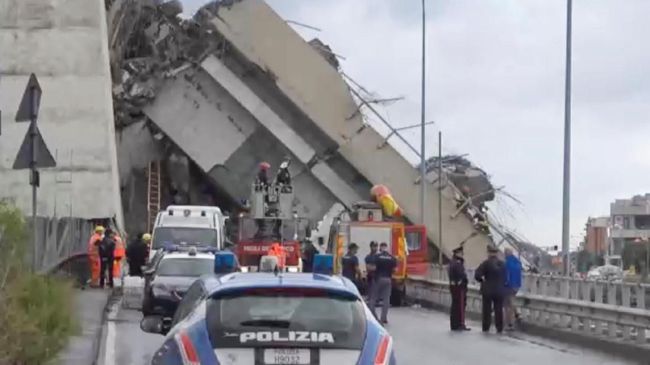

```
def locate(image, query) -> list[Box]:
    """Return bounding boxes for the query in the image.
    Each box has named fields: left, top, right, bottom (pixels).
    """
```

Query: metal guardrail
left=408, top=270, right=650, bottom=348
left=426, top=265, right=650, bottom=309
left=39, top=251, right=90, bottom=288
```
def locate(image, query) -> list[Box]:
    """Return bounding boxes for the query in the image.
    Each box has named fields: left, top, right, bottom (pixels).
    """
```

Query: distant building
left=584, top=216, right=609, bottom=256
left=610, top=194, right=650, bottom=255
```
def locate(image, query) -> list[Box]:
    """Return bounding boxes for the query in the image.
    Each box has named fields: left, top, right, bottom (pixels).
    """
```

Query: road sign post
left=13, top=74, right=56, bottom=270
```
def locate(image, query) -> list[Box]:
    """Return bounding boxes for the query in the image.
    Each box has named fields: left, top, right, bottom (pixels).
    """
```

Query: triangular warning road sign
left=12, top=125, right=56, bottom=170
left=15, top=74, right=42, bottom=122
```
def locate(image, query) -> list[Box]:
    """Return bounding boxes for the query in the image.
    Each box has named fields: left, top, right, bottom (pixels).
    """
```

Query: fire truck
left=327, top=199, right=428, bottom=306
left=234, top=161, right=308, bottom=272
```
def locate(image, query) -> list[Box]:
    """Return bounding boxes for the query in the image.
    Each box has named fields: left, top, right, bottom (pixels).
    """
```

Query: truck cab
left=149, top=205, right=227, bottom=260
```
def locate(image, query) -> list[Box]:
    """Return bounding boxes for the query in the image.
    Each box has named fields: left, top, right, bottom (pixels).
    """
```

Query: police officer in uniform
left=341, top=243, right=360, bottom=288
left=364, top=241, right=379, bottom=296
left=474, top=245, right=507, bottom=333
left=368, top=242, right=397, bottom=325
left=448, top=246, right=470, bottom=331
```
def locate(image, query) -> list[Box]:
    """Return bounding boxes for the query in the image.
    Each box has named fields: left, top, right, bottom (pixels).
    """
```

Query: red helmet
left=259, top=162, right=271, bottom=170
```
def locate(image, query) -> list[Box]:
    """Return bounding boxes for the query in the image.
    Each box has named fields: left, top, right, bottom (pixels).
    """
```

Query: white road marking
left=104, top=298, right=122, bottom=365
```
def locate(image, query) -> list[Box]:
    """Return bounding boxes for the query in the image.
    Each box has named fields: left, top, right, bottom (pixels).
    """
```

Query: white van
left=149, top=205, right=227, bottom=259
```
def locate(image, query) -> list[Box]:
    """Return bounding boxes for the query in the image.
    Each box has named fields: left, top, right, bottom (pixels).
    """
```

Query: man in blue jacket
left=504, top=248, right=522, bottom=331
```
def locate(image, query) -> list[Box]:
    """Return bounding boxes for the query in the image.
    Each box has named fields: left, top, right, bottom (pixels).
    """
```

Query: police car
left=142, top=247, right=218, bottom=316
left=140, top=254, right=396, bottom=365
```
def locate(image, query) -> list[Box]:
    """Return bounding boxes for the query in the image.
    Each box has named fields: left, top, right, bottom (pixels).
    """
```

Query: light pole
left=561, top=0, right=573, bottom=276
left=419, top=0, right=427, bottom=226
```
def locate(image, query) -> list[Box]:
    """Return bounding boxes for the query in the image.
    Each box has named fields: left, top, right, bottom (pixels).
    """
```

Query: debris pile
left=107, top=0, right=343, bottom=129
left=108, top=0, right=217, bottom=127
left=424, top=155, right=495, bottom=205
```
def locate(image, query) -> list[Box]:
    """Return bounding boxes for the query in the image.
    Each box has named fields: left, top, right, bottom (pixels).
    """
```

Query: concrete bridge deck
left=96, top=300, right=634, bottom=365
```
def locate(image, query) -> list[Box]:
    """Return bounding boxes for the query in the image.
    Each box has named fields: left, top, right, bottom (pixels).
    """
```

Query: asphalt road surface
left=101, top=301, right=637, bottom=365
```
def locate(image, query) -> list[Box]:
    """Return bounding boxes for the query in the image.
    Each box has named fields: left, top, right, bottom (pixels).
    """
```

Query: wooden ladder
left=147, top=161, right=161, bottom=233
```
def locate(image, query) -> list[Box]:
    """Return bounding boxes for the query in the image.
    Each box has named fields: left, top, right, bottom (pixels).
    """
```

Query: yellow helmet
left=142, top=233, right=152, bottom=242
left=95, top=226, right=105, bottom=233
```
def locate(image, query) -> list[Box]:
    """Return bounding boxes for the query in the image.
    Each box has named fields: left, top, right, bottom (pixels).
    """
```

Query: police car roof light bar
left=313, top=254, right=334, bottom=275
left=214, top=252, right=237, bottom=274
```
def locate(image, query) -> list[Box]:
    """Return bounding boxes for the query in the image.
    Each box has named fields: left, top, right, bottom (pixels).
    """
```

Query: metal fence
left=28, top=217, right=93, bottom=272
left=406, top=275, right=650, bottom=349
left=426, top=265, right=650, bottom=309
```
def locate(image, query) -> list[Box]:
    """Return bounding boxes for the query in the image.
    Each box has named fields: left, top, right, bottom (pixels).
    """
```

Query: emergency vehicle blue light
left=214, top=252, right=237, bottom=274
left=313, top=254, right=334, bottom=275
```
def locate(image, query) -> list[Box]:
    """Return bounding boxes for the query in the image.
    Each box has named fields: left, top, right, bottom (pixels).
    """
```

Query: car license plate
left=263, top=349, right=310, bottom=364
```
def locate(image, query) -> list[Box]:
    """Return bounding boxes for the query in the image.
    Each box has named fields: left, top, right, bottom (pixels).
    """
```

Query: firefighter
left=87, top=226, right=104, bottom=287
left=113, top=231, right=126, bottom=279
left=142, top=233, right=152, bottom=258
left=275, top=158, right=292, bottom=190
left=267, top=242, right=287, bottom=271
left=256, top=162, right=271, bottom=188
left=448, top=246, right=470, bottom=331
left=97, top=228, right=116, bottom=288
left=474, top=245, right=507, bottom=333
left=368, top=242, right=397, bottom=325
left=126, top=232, right=147, bottom=277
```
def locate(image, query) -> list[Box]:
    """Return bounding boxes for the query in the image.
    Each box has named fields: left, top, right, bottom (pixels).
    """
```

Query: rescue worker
left=275, top=158, right=292, bottom=189
left=504, top=248, right=522, bottom=331
left=474, top=245, right=507, bottom=333
left=368, top=242, right=397, bottom=325
left=341, top=243, right=360, bottom=287
left=142, top=233, right=152, bottom=259
left=87, top=226, right=104, bottom=287
left=267, top=242, right=287, bottom=271
left=364, top=241, right=379, bottom=295
left=126, top=232, right=147, bottom=277
left=112, top=231, right=126, bottom=279
left=448, top=246, right=470, bottom=331
left=256, top=162, right=271, bottom=189
left=96, top=228, right=116, bottom=288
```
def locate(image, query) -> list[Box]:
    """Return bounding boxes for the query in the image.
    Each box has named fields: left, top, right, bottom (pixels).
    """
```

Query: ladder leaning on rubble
left=147, top=161, right=161, bottom=233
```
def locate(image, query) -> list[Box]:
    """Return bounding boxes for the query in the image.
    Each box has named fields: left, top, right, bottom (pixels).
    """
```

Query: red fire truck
left=328, top=201, right=428, bottom=305
left=234, top=160, right=308, bottom=272
left=235, top=216, right=307, bottom=272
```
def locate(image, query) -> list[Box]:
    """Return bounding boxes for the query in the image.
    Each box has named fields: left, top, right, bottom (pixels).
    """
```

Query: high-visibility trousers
left=89, top=254, right=101, bottom=287
left=113, top=258, right=122, bottom=278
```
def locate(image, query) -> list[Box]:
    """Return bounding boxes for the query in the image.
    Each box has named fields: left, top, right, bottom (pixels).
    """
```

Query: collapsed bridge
left=0, top=0, right=527, bottom=269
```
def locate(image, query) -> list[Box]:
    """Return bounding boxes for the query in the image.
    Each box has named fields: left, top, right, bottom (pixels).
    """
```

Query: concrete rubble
left=103, top=0, right=522, bottom=268
left=106, top=0, right=350, bottom=234
left=424, top=155, right=496, bottom=206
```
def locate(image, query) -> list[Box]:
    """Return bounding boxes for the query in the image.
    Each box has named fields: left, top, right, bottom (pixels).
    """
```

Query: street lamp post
left=561, top=0, right=573, bottom=276
left=419, top=0, right=427, bottom=226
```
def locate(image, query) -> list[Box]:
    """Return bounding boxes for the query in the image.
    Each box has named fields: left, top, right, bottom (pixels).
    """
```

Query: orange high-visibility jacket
left=267, top=243, right=286, bottom=269
left=87, top=233, right=102, bottom=286
left=88, top=233, right=102, bottom=257
left=114, top=235, right=126, bottom=260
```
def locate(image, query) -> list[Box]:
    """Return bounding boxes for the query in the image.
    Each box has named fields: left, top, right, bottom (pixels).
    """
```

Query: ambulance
left=149, top=205, right=228, bottom=260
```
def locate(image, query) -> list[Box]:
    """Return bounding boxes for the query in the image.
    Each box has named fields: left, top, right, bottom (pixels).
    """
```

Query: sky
left=183, top=0, right=650, bottom=248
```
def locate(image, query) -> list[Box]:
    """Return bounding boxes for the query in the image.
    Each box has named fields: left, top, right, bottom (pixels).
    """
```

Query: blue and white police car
left=140, top=253, right=396, bottom=365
